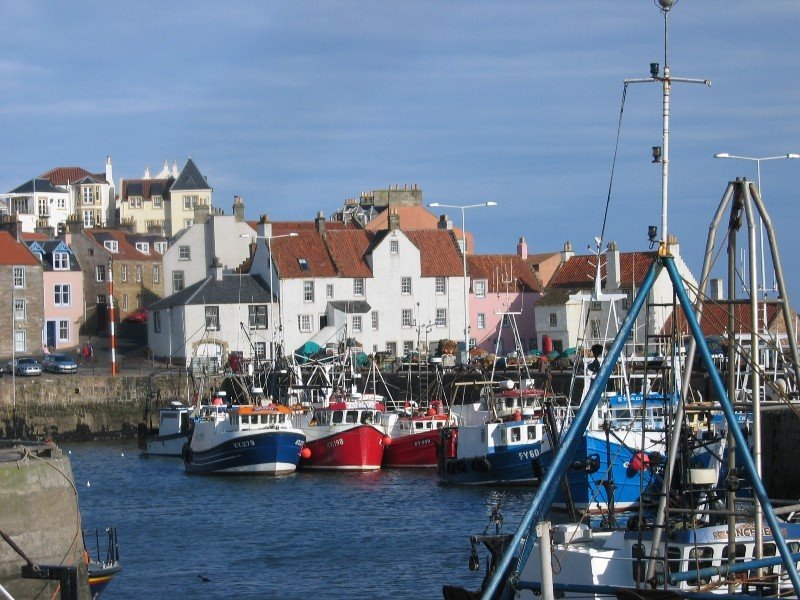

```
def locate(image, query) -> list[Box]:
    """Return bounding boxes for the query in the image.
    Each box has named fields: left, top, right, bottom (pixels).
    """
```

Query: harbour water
left=68, top=441, right=536, bottom=599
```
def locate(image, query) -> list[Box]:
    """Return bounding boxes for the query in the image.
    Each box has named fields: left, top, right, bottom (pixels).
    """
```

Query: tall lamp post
left=428, top=201, right=497, bottom=364
left=714, top=152, right=799, bottom=298
left=241, top=231, right=299, bottom=366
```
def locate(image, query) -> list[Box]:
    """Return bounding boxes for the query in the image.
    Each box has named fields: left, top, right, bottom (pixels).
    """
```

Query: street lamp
left=428, top=201, right=497, bottom=364
left=714, top=152, right=799, bottom=297
left=240, top=231, right=299, bottom=366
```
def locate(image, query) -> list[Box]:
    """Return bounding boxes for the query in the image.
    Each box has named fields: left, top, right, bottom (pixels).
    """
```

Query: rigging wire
left=597, top=82, right=629, bottom=255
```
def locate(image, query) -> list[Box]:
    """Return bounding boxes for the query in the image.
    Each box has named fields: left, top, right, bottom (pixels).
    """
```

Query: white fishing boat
left=141, top=401, right=195, bottom=457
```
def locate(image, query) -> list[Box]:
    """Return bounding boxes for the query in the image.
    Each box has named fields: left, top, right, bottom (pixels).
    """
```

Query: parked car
left=125, top=307, right=148, bottom=323
left=6, top=358, right=43, bottom=377
left=42, top=353, right=78, bottom=374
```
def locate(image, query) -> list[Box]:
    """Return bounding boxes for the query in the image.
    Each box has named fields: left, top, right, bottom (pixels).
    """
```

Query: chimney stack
left=388, top=208, right=400, bottom=231
left=194, top=203, right=209, bottom=225
left=35, top=218, right=55, bottom=238
left=561, top=241, right=574, bottom=263
left=211, top=256, right=223, bottom=281
left=233, top=196, right=245, bottom=222
left=437, top=213, right=453, bottom=231
left=605, top=241, right=621, bottom=289
left=0, top=215, right=23, bottom=241
left=257, top=214, right=272, bottom=239
left=516, top=236, right=528, bottom=260
left=315, top=211, right=326, bottom=238
left=710, top=278, right=724, bottom=301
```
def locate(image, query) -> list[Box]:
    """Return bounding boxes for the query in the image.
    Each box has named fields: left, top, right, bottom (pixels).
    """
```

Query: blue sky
left=2, top=1, right=799, bottom=306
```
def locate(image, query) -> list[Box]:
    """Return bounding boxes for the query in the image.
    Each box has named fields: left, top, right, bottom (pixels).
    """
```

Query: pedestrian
left=82, top=343, right=91, bottom=363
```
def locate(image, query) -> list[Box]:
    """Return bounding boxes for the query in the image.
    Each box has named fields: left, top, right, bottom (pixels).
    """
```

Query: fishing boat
left=84, top=526, right=121, bottom=599
left=141, top=401, right=195, bottom=457
left=183, top=391, right=306, bottom=475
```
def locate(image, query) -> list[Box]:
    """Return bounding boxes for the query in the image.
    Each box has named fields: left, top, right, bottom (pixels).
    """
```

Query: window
left=249, top=305, right=268, bottom=329
left=152, top=265, right=160, bottom=284
left=254, top=342, right=266, bottom=360
left=153, top=311, right=161, bottom=333
left=96, top=265, right=106, bottom=282
left=13, top=266, right=24, bottom=288
left=14, top=299, right=25, bottom=320
left=183, top=195, right=198, bottom=210
left=54, top=284, right=71, bottom=307
left=135, top=265, right=142, bottom=283
left=401, top=309, right=413, bottom=328
left=386, top=341, right=397, bottom=356
left=104, top=240, right=118, bottom=252
left=549, top=313, right=558, bottom=327
left=37, top=198, right=48, bottom=216
left=122, top=293, right=129, bottom=311
left=403, top=341, right=414, bottom=355
left=326, top=284, right=334, bottom=299
left=136, top=242, right=150, bottom=253
left=97, top=294, right=106, bottom=304
left=14, top=330, right=25, bottom=353
left=56, top=197, right=65, bottom=210
left=179, top=246, right=190, bottom=261
left=401, top=277, right=412, bottom=295
left=184, top=219, right=193, bottom=229
left=475, top=280, right=486, bottom=298
left=83, top=210, right=95, bottom=227
left=435, top=277, right=446, bottom=294
left=58, top=320, right=69, bottom=342
left=52, top=252, right=69, bottom=270
left=152, top=196, right=163, bottom=208
left=353, top=278, right=364, bottom=297
left=154, top=242, right=167, bottom=254
left=352, top=316, right=362, bottom=333
left=173, top=270, right=185, bottom=292
left=129, top=196, right=142, bottom=209
left=591, top=301, right=602, bottom=310
left=205, top=306, right=220, bottom=331
left=298, top=258, right=309, bottom=271
left=469, top=338, right=477, bottom=349
left=477, top=313, right=486, bottom=329
left=435, top=308, right=447, bottom=327
left=371, top=311, right=379, bottom=331
left=82, top=187, right=95, bottom=205
left=591, top=319, right=602, bottom=339
left=390, top=240, right=399, bottom=254
left=298, top=314, right=312, bottom=332
left=121, top=264, right=128, bottom=282
left=303, top=281, right=314, bottom=302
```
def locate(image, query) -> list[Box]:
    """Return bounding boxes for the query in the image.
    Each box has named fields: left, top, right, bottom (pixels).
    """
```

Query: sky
left=2, top=1, right=799, bottom=307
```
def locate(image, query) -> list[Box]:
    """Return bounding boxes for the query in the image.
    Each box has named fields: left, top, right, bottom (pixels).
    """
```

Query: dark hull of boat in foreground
left=183, top=431, right=305, bottom=475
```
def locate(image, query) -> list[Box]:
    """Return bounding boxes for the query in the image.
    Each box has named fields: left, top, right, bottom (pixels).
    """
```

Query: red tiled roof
left=84, top=229, right=161, bottom=262
left=325, top=229, right=374, bottom=278
left=365, top=205, right=474, bottom=251
left=663, top=302, right=784, bottom=338
left=549, top=252, right=656, bottom=288
left=40, top=167, right=105, bottom=186
left=0, top=231, right=40, bottom=266
left=21, top=232, right=50, bottom=242
left=271, top=230, right=337, bottom=278
left=404, top=229, right=464, bottom=277
left=467, top=254, right=543, bottom=293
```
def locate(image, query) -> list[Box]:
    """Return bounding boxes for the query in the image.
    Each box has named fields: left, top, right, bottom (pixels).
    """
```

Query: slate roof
left=25, top=240, right=81, bottom=272
left=171, top=158, right=211, bottom=191
left=663, top=301, right=785, bottom=337
left=9, top=178, right=67, bottom=194
left=149, top=273, right=271, bottom=310
left=121, top=178, right=173, bottom=200
left=0, top=231, right=40, bottom=266
left=329, top=300, right=372, bottom=313
left=467, top=254, right=543, bottom=293
left=548, top=252, right=656, bottom=289
left=39, top=167, right=107, bottom=186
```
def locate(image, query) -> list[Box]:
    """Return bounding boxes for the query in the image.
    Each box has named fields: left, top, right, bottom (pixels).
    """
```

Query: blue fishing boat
left=183, top=397, right=305, bottom=475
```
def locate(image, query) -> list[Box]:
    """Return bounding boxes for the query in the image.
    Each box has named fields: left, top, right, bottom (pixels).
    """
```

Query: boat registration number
left=327, top=438, right=344, bottom=449
left=413, top=439, right=431, bottom=448
left=233, top=440, right=255, bottom=449
left=518, top=448, right=540, bottom=460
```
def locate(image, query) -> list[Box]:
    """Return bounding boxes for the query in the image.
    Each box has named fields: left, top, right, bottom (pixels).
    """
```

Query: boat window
left=415, top=421, right=424, bottom=430
left=332, top=411, right=343, bottom=424
left=500, top=429, right=507, bottom=445
left=436, top=422, right=444, bottom=429
left=346, top=410, right=358, bottom=424
left=687, top=547, right=714, bottom=585
left=527, top=426, right=538, bottom=440
left=510, top=427, right=521, bottom=442
left=374, top=411, right=382, bottom=421
left=360, top=412, right=373, bottom=424
left=505, top=398, right=514, bottom=409
left=666, top=546, right=681, bottom=574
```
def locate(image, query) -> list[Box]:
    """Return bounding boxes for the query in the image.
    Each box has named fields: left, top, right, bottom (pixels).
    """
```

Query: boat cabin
left=396, top=415, right=448, bottom=433
left=312, top=407, right=382, bottom=426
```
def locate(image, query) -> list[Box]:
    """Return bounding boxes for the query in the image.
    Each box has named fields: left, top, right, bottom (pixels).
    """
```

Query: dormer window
left=136, top=242, right=150, bottom=254
left=154, top=242, right=167, bottom=253
left=53, top=252, right=69, bottom=270
left=298, top=258, right=309, bottom=271
left=104, top=240, right=118, bottom=253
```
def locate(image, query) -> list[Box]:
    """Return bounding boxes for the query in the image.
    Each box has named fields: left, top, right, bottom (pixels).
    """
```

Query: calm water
left=66, top=441, right=537, bottom=599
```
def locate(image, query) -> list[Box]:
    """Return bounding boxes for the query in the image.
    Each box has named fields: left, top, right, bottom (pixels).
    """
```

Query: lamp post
left=714, top=152, right=799, bottom=298
left=428, top=201, right=497, bottom=364
left=241, top=231, right=299, bottom=366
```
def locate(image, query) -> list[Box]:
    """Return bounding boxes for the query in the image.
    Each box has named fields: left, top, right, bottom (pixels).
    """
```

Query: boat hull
left=88, top=562, right=121, bottom=598
left=184, top=431, right=305, bottom=475
left=382, top=430, right=439, bottom=468
left=143, top=431, right=189, bottom=457
left=438, top=441, right=542, bottom=485
left=300, top=424, right=385, bottom=470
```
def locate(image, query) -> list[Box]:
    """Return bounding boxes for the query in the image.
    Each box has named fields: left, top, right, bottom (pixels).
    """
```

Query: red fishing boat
left=382, top=400, right=452, bottom=467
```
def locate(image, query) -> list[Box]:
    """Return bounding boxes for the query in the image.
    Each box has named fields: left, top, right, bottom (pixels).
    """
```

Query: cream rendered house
left=118, top=161, right=178, bottom=236
left=168, top=159, right=212, bottom=237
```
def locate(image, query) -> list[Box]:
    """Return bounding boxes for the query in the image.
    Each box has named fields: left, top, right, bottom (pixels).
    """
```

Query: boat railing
left=82, top=526, right=120, bottom=568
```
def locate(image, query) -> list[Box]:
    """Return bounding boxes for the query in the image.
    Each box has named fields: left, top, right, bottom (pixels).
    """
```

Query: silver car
left=7, top=358, right=43, bottom=376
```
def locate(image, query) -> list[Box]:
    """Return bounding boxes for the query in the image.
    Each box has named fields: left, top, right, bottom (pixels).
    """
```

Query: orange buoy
left=630, top=451, right=650, bottom=471
left=300, top=447, right=311, bottom=459
left=382, top=435, right=392, bottom=446
left=426, top=408, right=437, bottom=416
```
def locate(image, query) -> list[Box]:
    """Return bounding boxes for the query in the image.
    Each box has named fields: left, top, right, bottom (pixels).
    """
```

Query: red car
left=125, top=307, right=148, bottom=323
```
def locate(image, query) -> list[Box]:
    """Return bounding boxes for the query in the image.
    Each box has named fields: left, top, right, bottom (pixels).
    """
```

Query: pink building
left=467, top=237, right=544, bottom=354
